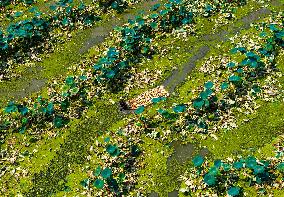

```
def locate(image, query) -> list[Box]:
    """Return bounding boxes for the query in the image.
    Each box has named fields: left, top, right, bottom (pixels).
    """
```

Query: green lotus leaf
left=14, top=11, right=23, bottom=17
left=229, top=75, right=241, bottom=82
left=228, top=186, right=240, bottom=196
left=233, top=161, right=243, bottom=169
left=19, top=126, right=26, bottom=134
left=157, top=108, right=166, bottom=114
left=106, top=144, right=120, bottom=156
left=252, top=85, right=261, bottom=93
left=240, top=59, right=249, bottom=66
left=173, top=104, right=186, bottom=113
left=19, top=106, right=29, bottom=115
left=253, top=165, right=265, bottom=174
left=277, top=162, right=284, bottom=172
left=105, top=69, right=115, bottom=78
left=93, top=166, right=101, bottom=176
left=230, top=48, right=238, bottom=54
left=204, top=89, right=213, bottom=97
left=245, top=156, right=257, bottom=169
left=208, top=166, right=218, bottom=176
left=246, top=51, right=256, bottom=58
left=62, top=18, right=69, bottom=26
left=182, top=18, right=189, bottom=24
left=238, top=47, right=247, bottom=53
left=150, top=22, right=158, bottom=29
left=236, top=68, right=243, bottom=73
left=192, top=155, right=204, bottom=167
left=250, top=61, right=258, bottom=68
left=260, top=160, right=270, bottom=168
left=259, top=31, right=267, bottom=37
left=79, top=75, right=87, bottom=81
left=256, top=176, right=262, bottom=184
left=150, top=13, right=159, bottom=19
left=80, top=178, right=89, bottom=188
left=200, top=91, right=208, bottom=99
left=197, top=120, right=207, bottom=129
left=70, top=87, right=79, bottom=96
left=258, top=48, right=268, bottom=55
left=170, top=0, right=182, bottom=4
left=39, top=107, right=47, bottom=114
left=160, top=9, right=169, bottom=16
left=65, top=76, right=75, bottom=86
left=205, top=4, right=213, bottom=12
left=47, top=103, right=54, bottom=114
left=118, top=173, right=125, bottom=181
left=106, top=144, right=116, bottom=154
left=222, top=163, right=231, bottom=171
left=205, top=81, right=214, bottom=89
left=203, top=173, right=216, bottom=186
left=22, top=117, right=28, bottom=125
left=101, top=168, right=112, bottom=179
left=107, top=47, right=119, bottom=57
left=63, top=185, right=71, bottom=192
left=93, top=179, right=104, bottom=189
left=5, top=101, right=17, bottom=113
left=204, top=99, right=210, bottom=108
left=258, top=188, right=266, bottom=194
left=214, top=160, right=222, bottom=168
left=151, top=3, right=161, bottom=11
left=131, top=145, right=141, bottom=156
left=193, top=98, right=204, bottom=109
left=93, top=64, right=102, bottom=70
left=164, top=3, right=172, bottom=9
left=117, top=61, right=128, bottom=69
left=151, top=97, right=161, bottom=103
left=135, top=106, right=145, bottom=114
left=275, top=31, right=284, bottom=39
left=104, top=137, right=110, bottom=143
left=53, top=116, right=65, bottom=128
left=221, top=82, right=229, bottom=90
left=269, top=24, right=278, bottom=31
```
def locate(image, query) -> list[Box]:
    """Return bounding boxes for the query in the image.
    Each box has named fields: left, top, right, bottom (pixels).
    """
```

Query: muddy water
left=148, top=141, right=209, bottom=197
left=163, top=45, right=210, bottom=93
left=0, top=65, right=47, bottom=101
left=167, top=140, right=209, bottom=173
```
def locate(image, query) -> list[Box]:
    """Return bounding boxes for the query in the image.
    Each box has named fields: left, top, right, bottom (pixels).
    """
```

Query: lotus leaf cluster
left=183, top=155, right=284, bottom=196
left=81, top=130, right=141, bottom=195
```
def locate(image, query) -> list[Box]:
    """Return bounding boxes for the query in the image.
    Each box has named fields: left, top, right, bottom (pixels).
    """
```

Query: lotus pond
left=0, top=0, right=283, bottom=196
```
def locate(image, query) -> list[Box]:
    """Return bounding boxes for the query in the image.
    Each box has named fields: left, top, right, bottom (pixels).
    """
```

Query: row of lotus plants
left=0, top=0, right=246, bottom=141
left=0, top=0, right=136, bottom=76
left=79, top=130, right=141, bottom=195
left=0, top=0, right=35, bottom=7
left=134, top=20, right=283, bottom=137
left=98, top=0, right=134, bottom=12
left=180, top=151, right=284, bottom=196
